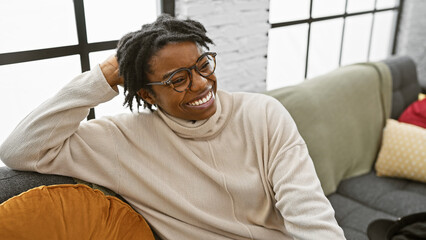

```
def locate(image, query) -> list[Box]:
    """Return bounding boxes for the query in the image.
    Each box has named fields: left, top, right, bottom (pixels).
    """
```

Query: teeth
left=189, top=91, right=212, bottom=106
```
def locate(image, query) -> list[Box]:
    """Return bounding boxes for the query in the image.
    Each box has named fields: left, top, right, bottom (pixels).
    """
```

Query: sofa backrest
left=266, top=62, right=392, bottom=195
left=384, top=56, right=422, bottom=119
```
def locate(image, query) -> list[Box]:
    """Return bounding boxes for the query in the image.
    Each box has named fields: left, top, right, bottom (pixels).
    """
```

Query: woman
left=0, top=15, right=345, bottom=239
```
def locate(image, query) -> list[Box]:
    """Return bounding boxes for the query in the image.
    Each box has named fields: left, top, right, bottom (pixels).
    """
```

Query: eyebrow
left=162, top=71, right=175, bottom=80
left=161, top=52, right=208, bottom=80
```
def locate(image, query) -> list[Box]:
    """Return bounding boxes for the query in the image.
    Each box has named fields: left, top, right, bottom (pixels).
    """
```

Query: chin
left=198, top=106, right=217, bottom=120
left=186, top=104, right=217, bottom=121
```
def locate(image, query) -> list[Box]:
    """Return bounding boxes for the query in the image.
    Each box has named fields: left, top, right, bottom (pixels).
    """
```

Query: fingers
left=100, top=55, right=124, bottom=91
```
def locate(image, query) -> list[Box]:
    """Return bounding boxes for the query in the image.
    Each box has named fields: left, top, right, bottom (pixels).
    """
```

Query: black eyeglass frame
left=145, top=52, right=217, bottom=93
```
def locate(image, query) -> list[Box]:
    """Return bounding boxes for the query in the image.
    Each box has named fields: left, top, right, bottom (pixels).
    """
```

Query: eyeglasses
left=146, top=52, right=217, bottom=93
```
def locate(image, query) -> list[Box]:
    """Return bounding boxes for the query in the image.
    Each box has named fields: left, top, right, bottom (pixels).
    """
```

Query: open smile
left=187, top=90, right=214, bottom=107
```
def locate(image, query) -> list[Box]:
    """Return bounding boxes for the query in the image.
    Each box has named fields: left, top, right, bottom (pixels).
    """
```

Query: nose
left=188, top=70, right=208, bottom=92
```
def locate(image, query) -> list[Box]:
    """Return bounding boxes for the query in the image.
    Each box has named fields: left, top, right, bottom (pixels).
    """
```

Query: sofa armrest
left=0, top=166, right=75, bottom=203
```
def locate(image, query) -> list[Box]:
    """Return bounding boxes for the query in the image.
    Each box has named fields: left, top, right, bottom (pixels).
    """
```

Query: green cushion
left=266, top=62, right=392, bottom=195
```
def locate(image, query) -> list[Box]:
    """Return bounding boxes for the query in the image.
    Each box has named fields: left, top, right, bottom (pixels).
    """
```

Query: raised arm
left=0, top=56, right=123, bottom=189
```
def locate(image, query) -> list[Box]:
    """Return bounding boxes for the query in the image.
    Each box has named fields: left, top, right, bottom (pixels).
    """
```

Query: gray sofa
left=326, top=56, right=426, bottom=239
left=1, top=56, right=425, bottom=239
left=266, top=55, right=425, bottom=240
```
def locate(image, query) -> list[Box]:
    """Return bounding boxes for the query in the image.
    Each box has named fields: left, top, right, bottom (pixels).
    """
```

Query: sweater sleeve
left=265, top=97, right=346, bottom=240
left=0, top=65, right=121, bottom=191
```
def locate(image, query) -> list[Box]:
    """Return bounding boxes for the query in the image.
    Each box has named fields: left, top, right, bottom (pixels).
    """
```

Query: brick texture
left=175, top=0, right=269, bottom=92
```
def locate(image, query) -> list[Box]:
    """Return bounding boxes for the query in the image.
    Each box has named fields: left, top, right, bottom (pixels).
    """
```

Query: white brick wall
left=175, top=0, right=270, bottom=92
left=397, top=0, right=426, bottom=88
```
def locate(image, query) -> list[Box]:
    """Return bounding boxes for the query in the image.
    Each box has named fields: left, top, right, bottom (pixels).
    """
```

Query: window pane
left=308, top=19, right=343, bottom=79
left=376, top=0, right=399, bottom=9
left=0, top=0, right=77, bottom=53
left=341, top=14, right=373, bottom=66
left=347, top=0, right=375, bottom=13
left=0, top=55, right=81, bottom=166
left=269, top=0, right=310, bottom=23
left=312, top=0, right=346, bottom=18
left=369, top=11, right=397, bottom=61
left=84, top=0, right=158, bottom=43
left=267, top=24, right=308, bottom=90
left=89, top=50, right=116, bottom=69
left=89, top=50, right=131, bottom=117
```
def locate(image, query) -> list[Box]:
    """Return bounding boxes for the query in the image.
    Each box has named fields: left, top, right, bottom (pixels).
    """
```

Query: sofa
left=267, top=55, right=426, bottom=239
left=1, top=56, right=425, bottom=239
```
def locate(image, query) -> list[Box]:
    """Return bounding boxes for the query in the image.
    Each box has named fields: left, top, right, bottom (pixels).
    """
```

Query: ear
left=137, top=88, right=156, bottom=105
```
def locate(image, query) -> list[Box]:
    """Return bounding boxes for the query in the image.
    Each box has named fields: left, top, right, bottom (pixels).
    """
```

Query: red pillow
left=399, top=98, right=426, bottom=128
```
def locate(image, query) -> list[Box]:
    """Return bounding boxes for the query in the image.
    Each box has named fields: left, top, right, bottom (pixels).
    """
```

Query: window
left=267, top=0, right=401, bottom=90
left=0, top=0, right=169, bottom=166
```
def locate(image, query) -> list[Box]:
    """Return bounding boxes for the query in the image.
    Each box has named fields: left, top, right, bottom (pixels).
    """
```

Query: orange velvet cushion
left=0, top=184, right=155, bottom=240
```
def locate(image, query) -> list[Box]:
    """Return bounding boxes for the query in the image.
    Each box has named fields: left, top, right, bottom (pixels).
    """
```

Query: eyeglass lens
left=169, top=53, right=216, bottom=92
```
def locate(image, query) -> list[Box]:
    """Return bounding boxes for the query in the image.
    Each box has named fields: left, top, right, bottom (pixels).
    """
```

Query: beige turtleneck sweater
left=0, top=65, right=345, bottom=239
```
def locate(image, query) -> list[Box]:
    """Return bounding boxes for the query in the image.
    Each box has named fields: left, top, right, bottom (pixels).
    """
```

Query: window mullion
left=367, top=0, right=378, bottom=61
left=338, top=0, right=349, bottom=66
left=304, top=0, right=314, bottom=79
left=392, top=0, right=405, bottom=54
left=73, top=0, right=95, bottom=120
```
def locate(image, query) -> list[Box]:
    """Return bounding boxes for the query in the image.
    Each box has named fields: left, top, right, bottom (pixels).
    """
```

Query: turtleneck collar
left=156, top=90, right=232, bottom=140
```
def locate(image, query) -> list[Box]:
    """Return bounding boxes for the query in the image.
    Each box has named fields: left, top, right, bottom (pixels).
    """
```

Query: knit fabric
left=0, top=65, right=345, bottom=239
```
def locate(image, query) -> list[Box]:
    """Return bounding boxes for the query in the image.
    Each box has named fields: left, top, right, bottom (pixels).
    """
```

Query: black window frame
left=269, top=0, right=405, bottom=81
left=0, top=0, right=175, bottom=119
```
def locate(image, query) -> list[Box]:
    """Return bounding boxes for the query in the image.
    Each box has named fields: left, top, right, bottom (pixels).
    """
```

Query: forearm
left=264, top=98, right=345, bottom=239
left=0, top=65, right=118, bottom=171
left=270, top=144, right=345, bottom=239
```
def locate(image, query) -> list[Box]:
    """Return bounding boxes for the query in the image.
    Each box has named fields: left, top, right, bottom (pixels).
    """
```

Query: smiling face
left=139, top=41, right=217, bottom=121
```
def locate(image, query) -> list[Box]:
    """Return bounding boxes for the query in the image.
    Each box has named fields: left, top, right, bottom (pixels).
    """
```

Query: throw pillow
left=398, top=98, right=426, bottom=128
left=375, top=119, right=426, bottom=183
left=0, top=184, right=155, bottom=240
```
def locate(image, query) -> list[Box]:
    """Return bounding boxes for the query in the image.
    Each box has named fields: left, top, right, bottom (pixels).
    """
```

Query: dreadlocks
left=116, top=14, right=214, bottom=112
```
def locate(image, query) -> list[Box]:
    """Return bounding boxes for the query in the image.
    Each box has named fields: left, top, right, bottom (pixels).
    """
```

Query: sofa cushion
left=0, top=184, right=155, bottom=240
left=383, top=56, right=422, bottom=120
left=375, top=119, right=426, bottom=183
left=266, top=62, right=392, bottom=195
left=328, top=171, right=426, bottom=240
